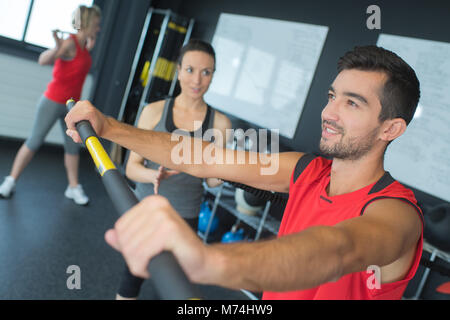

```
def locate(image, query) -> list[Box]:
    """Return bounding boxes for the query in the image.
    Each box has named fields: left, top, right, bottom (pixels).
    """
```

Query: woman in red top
left=0, top=5, right=101, bottom=205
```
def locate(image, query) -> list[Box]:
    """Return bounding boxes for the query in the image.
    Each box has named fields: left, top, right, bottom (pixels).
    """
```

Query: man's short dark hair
left=337, top=45, right=420, bottom=126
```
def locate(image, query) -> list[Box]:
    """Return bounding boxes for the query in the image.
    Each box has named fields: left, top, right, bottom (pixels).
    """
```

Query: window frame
left=0, top=0, right=100, bottom=61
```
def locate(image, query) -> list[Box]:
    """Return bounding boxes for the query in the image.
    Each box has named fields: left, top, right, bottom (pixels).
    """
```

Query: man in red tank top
left=66, top=46, right=423, bottom=300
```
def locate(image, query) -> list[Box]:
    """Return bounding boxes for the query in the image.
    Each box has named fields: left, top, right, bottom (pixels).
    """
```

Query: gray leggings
left=25, top=95, right=80, bottom=155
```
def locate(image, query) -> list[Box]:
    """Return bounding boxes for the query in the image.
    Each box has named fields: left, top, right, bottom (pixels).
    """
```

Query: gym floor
left=0, top=138, right=251, bottom=300
left=1, top=138, right=448, bottom=300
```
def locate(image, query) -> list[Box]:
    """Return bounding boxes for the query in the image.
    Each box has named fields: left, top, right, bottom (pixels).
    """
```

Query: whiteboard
left=205, top=13, right=328, bottom=138
left=377, top=34, right=450, bottom=202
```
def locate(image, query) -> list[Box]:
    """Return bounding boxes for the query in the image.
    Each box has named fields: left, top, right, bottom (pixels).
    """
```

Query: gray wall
left=92, top=0, right=151, bottom=116
left=0, top=53, right=94, bottom=144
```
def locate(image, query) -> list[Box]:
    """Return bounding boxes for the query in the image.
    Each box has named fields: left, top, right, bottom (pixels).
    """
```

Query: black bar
left=102, top=170, right=139, bottom=215
left=75, top=120, right=97, bottom=142
left=149, top=251, right=200, bottom=300
left=66, top=100, right=201, bottom=300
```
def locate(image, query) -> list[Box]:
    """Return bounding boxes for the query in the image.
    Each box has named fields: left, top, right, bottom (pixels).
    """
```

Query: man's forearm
left=100, top=116, right=287, bottom=192
left=205, top=226, right=354, bottom=292
left=103, top=117, right=206, bottom=178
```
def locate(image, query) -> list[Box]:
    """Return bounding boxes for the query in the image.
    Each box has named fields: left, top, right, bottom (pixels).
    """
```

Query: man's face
left=320, top=69, right=387, bottom=160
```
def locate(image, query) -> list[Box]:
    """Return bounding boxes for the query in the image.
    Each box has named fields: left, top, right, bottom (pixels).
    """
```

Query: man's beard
left=319, top=125, right=380, bottom=161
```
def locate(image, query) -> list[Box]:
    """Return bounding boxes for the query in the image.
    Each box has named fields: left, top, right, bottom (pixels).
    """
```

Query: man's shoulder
left=366, top=173, right=418, bottom=201
left=292, top=154, right=331, bottom=184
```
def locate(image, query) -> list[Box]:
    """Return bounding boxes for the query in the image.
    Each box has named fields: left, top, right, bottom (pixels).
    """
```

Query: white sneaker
left=0, top=176, right=15, bottom=198
left=65, top=184, right=89, bottom=205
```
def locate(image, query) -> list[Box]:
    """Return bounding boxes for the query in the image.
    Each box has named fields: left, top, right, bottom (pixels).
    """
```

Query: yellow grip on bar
left=85, top=136, right=116, bottom=176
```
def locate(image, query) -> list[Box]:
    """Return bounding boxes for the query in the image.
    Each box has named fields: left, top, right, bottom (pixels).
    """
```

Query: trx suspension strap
left=66, top=99, right=201, bottom=300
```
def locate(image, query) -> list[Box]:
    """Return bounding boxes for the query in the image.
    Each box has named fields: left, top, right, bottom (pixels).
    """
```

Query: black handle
left=66, top=99, right=201, bottom=300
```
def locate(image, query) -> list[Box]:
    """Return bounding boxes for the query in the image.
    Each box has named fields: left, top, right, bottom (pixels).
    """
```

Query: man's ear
left=380, top=118, right=407, bottom=142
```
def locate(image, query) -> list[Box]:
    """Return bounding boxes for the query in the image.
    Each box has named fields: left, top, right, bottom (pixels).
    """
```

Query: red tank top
left=262, top=154, right=423, bottom=300
left=44, top=34, right=92, bottom=104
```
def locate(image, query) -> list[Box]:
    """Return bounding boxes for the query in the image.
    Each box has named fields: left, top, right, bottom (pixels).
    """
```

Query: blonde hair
left=72, top=4, right=101, bottom=30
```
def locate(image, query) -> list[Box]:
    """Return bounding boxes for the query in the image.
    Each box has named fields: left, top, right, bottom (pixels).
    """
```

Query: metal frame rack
left=200, top=182, right=281, bottom=243
left=112, top=8, right=194, bottom=164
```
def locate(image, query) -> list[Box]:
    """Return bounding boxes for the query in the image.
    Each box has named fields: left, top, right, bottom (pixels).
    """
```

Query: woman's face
left=177, top=50, right=215, bottom=99
left=84, top=15, right=101, bottom=38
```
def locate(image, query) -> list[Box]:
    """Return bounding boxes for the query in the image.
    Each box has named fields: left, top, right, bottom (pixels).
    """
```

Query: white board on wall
left=204, top=13, right=328, bottom=138
left=377, top=34, right=450, bottom=202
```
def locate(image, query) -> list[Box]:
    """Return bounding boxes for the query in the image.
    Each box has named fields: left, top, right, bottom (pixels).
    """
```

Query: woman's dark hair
left=337, top=45, right=420, bottom=126
left=177, top=39, right=216, bottom=69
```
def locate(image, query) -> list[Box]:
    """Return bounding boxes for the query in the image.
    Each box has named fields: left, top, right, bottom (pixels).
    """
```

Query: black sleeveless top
left=134, top=98, right=216, bottom=218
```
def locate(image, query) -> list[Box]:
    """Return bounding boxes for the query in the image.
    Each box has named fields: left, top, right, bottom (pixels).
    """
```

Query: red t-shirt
left=44, top=34, right=92, bottom=104
left=262, top=154, right=423, bottom=300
